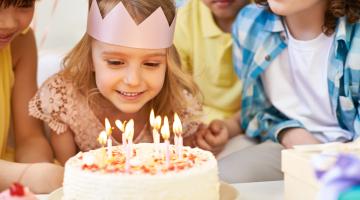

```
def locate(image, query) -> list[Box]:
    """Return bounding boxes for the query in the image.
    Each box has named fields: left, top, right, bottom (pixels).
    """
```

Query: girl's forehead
left=93, top=40, right=167, bottom=57
left=0, top=0, right=35, bottom=8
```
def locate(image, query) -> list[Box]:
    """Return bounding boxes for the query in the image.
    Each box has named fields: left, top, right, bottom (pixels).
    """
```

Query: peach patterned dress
left=29, top=74, right=202, bottom=152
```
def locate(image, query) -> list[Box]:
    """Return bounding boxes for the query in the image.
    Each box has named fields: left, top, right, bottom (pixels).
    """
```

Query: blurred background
left=33, top=0, right=87, bottom=85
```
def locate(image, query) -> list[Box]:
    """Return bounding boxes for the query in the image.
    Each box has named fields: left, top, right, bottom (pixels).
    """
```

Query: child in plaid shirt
left=218, top=0, right=360, bottom=183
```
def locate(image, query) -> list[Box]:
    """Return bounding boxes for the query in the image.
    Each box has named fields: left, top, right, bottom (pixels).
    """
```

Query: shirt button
left=265, top=55, right=271, bottom=61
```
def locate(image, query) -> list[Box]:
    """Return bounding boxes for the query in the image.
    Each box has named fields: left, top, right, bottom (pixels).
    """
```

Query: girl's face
left=92, top=40, right=167, bottom=114
left=0, top=2, right=35, bottom=49
left=201, top=0, right=249, bottom=21
left=268, top=0, right=327, bottom=16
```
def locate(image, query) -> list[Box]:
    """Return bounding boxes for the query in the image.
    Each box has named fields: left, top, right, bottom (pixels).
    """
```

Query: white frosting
left=63, top=143, right=220, bottom=200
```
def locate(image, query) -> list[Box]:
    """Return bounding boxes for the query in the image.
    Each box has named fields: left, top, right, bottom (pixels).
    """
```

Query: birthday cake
left=63, top=143, right=220, bottom=200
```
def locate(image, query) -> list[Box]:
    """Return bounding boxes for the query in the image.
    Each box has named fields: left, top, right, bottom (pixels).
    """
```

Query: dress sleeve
left=29, top=74, right=73, bottom=134
left=179, top=90, right=204, bottom=138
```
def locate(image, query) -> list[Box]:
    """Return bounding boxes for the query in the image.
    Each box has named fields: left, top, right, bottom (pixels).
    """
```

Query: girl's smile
left=116, top=90, right=146, bottom=101
left=0, top=32, right=15, bottom=44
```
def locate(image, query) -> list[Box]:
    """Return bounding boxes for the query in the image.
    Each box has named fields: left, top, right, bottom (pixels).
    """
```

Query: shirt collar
left=200, top=1, right=224, bottom=38
left=263, top=10, right=285, bottom=33
left=334, top=17, right=353, bottom=52
left=263, top=11, right=354, bottom=50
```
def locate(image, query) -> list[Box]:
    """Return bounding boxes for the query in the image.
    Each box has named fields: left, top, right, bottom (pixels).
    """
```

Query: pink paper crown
left=87, top=0, right=176, bottom=49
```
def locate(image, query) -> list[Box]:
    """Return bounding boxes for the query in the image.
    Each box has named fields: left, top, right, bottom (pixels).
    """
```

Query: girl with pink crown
left=29, top=0, right=212, bottom=165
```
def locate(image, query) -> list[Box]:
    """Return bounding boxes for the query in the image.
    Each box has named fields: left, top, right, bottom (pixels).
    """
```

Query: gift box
left=281, top=142, right=360, bottom=200
left=282, top=148, right=320, bottom=200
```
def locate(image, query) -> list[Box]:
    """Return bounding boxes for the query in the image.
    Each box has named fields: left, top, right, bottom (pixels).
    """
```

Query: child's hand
left=21, top=163, right=64, bottom=194
left=195, top=120, right=229, bottom=155
left=279, top=128, right=322, bottom=149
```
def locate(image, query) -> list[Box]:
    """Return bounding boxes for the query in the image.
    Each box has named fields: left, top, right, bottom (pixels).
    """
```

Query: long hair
left=0, top=0, right=35, bottom=8
left=254, top=0, right=360, bottom=35
left=61, top=0, right=200, bottom=121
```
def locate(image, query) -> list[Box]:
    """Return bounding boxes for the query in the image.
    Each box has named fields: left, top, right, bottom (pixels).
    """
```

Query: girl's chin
left=114, top=105, right=144, bottom=114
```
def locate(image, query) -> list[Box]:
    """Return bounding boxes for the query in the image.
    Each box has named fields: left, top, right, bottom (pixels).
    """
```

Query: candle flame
left=161, top=116, right=170, bottom=140
left=155, top=116, right=162, bottom=130
left=150, top=109, right=155, bottom=127
left=105, top=118, right=112, bottom=136
left=173, top=113, right=182, bottom=136
left=125, top=119, right=134, bottom=141
left=98, top=131, right=107, bottom=145
left=115, top=120, right=125, bottom=132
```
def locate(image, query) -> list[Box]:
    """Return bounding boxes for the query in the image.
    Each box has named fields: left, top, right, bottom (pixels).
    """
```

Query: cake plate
left=48, top=182, right=238, bottom=200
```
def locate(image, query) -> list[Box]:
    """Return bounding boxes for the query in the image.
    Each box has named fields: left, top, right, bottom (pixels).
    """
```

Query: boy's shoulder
left=233, top=4, right=280, bottom=42
left=10, top=28, right=36, bottom=66
left=234, top=4, right=276, bottom=30
left=237, top=4, right=268, bottom=16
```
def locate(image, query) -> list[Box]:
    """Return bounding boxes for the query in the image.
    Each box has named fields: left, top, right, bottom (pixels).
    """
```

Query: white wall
left=33, top=0, right=88, bottom=85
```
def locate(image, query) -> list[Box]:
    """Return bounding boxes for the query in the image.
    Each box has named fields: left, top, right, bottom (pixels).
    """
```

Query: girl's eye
left=106, top=60, right=124, bottom=65
left=144, top=62, right=160, bottom=67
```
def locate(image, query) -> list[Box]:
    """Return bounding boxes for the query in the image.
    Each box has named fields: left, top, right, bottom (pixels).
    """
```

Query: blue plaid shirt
left=233, top=4, right=360, bottom=142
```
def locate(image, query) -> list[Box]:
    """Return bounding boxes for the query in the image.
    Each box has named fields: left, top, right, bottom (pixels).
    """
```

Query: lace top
left=29, top=74, right=202, bottom=152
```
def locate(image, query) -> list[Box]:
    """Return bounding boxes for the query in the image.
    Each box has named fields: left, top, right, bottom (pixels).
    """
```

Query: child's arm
left=223, top=111, right=243, bottom=138
left=50, top=130, right=77, bottom=166
left=0, top=160, right=63, bottom=194
left=11, top=29, right=53, bottom=162
left=278, top=128, right=322, bottom=149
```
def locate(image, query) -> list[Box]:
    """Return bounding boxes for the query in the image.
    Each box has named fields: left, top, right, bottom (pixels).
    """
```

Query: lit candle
left=173, top=113, right=183, bottom=159
left=105, top=118, right=112, bottom=136
left=105, top=118, right=113, bottom=159
left=97, top=131, right=107, bottom=164
left=161, top=116, right=170, bottom=167
left=150, top=109, right=161, bottom=156
left=124, top=119, right=134, bottom=172
left=154, top=116, right=162, bottom=156
left=115, top=119, right=126, bottom=150
left=150, top=109, right=155, bottom=126
left=107, top=138, right=112, bottom=159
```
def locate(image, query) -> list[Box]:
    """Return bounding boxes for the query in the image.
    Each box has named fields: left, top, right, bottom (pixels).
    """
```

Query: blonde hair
left=61, top=0, right=200, bottom=120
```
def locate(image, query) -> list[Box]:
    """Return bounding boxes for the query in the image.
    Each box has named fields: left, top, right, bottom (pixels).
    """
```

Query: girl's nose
left=123, top=66, right=141, bottom=86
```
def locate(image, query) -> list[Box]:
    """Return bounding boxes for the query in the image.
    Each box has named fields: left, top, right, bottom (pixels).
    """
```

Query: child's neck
left=284, top=1, right=328, bottom=40
left=214, top=16, right=234, bottom=33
